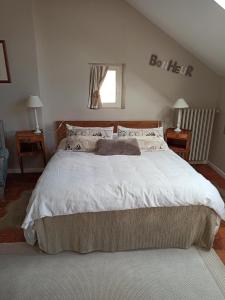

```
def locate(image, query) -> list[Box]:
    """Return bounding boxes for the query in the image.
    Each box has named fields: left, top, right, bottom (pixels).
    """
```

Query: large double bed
left=22, top=121, right=225, bottom=254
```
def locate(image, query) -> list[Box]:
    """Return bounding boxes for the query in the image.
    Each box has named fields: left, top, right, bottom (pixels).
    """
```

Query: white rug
left=0, top=243, right=225, bottom=300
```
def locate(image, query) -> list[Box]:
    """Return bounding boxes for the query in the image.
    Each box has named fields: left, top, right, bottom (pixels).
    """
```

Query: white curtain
left=88, top=65, right=108, bottom=109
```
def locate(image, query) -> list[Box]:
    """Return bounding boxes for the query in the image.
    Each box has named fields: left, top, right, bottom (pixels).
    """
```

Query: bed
left=22, top=121, right=225, bottom=254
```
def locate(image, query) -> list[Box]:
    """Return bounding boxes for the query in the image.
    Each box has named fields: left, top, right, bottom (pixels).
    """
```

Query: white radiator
left=180, top=108, right=216, bottom=163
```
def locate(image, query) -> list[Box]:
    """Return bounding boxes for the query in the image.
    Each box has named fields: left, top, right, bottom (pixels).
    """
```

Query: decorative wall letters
left=149, top=54, right=194, bottom=77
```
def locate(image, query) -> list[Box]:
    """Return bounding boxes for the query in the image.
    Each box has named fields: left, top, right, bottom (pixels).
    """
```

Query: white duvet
left=22, top=149, right=225, bottom=233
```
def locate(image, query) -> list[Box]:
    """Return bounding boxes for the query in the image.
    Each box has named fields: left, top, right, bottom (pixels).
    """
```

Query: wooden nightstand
left=16, top=131, right=46, bottom=173
left=165, top=128, right=192, bottom=161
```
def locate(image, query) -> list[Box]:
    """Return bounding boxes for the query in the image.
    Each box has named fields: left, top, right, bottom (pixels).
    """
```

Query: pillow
left=126, top=136, right=168, bottom=152
left=65, top=135, right=101, bottom=152
left=57, top=138, right=67, bottom=150
left=117, top=125, right=164, bottom=138
left=66, top=124, right=114, bottom=139
left=95, top=138, right=141, bottom=156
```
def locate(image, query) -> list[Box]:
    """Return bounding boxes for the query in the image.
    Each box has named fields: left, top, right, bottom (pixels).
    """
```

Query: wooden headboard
left=56, top=120, right=162, bottom=144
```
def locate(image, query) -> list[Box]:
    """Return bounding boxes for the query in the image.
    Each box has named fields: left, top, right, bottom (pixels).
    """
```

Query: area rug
left=0, top=191, right=31, bottom=230
left=0, top=243, right=225, bottom=300
left=0, top=191, right=31, bottom=243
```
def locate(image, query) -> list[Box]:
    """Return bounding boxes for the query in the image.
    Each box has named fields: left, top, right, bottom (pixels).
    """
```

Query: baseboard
left=190, top=160, right=208, bottom=165
left=8, top=168, right=44, bottom=174
left=208, top=161, right=225, bottom=179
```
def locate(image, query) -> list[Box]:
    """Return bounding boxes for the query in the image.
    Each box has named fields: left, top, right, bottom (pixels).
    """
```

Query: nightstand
left=16, top=131, right=46, bottom=173
left=165, top=128, right=192, bottom=161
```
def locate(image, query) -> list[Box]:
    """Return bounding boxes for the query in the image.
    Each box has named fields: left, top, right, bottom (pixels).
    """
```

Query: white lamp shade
left=27, top=96, right=43, bottom=108
left=173, top=98, right=189, bottom=109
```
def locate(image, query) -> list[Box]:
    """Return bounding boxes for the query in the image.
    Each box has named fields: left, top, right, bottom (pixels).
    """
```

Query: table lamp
left=27, top=96, right=43, bottom=134
left=173, top=98, right=189, bottom=132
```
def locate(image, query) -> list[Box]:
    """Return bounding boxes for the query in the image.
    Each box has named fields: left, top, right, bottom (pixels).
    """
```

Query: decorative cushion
left=95, top=138, right=141, bottom=156
left=117, top=126, right=164, bottom=138
left=0, top=121, right=5, bottom=148
left=57, top=138, right=67, bottom=150
left=66, top=124, right=114, bottom=139
left=133, top=136, right=168, bottom=152
left=65, top=136, right=101, bottom=152
left=0, top=148, right=9, bottom=194
left=0, top=121, right=8, bottom=196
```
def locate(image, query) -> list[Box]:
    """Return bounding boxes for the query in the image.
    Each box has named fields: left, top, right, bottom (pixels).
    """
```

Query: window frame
left=100, top=64, right=123, bottom=109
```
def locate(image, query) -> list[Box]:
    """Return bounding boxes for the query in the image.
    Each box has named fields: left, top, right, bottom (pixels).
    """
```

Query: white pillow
left=57, top=138, right=67, bottom=150
left=113, top=132, right=118, bottom=139
left=117, top=126, right=164, bottom=138
left=65, top=135, right=101, bottom=152
left=135, top=136, right=168, bottom=152
left=66, top=124, right=114, bottom=139
left=118, top=136, right=168, bottom=152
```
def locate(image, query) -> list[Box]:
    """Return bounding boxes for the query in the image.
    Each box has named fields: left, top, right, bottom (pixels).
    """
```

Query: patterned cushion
left=66, top=124, right=114, bottom=139
left=0, top=121, right=8, bottom=195
left=0, top=148, right=9, bottom=189
left=65, top=136, right=101, bottom=152
left=117, top=126, right=164, bottom=138
left=0, top=120, right=5, bottom=148
left=134, top=136, right=168, bottom=152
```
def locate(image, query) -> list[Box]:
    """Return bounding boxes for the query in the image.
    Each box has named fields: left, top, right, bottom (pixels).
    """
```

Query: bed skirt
left=34, top=206, right=220, bottom=254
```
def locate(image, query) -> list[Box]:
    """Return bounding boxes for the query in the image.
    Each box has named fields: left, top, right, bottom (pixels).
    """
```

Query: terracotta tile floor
left=0, top=166, right=225, bottom=263
left=0, top=173, right=40, bottom=243
left=194, top=164, right=225, bottom=263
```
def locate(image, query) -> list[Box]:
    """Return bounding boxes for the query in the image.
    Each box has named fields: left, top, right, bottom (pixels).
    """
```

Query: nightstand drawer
left=17, top=135, right=43, bottom=143
left=18, top=138, right=33, bottom=143
left=166, top=132, right=188, bottom=140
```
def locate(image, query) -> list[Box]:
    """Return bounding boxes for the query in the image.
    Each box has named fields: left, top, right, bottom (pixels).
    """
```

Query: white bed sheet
left=22, top=149, right=225, bottom=232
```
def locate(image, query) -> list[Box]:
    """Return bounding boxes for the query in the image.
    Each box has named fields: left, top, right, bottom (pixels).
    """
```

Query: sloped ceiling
left=126, top=0, right=225, bottom=76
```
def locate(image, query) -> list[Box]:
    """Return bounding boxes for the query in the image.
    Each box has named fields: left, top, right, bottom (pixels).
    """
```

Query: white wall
left=0, top=0, right=221, bottom=170
left=33, top=0, right=221, bottom=154
left=0, top=0, right=41, bottom=169
left=209, top=77, right=225, bottom=173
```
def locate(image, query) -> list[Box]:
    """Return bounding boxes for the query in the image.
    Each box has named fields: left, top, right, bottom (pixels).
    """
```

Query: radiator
left=180, top=108, right=216, bottom=163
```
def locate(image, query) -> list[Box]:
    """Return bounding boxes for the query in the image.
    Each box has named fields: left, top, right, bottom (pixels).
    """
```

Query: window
left=100, top=65, right=123, bottom=108
left=213, top=0, right=225, bottom=9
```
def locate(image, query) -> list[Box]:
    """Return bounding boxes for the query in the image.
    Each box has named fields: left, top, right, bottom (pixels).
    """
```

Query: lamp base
left=174, top=127, right=182, bottom=132
left=34, top=129, right=42, bottom=134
